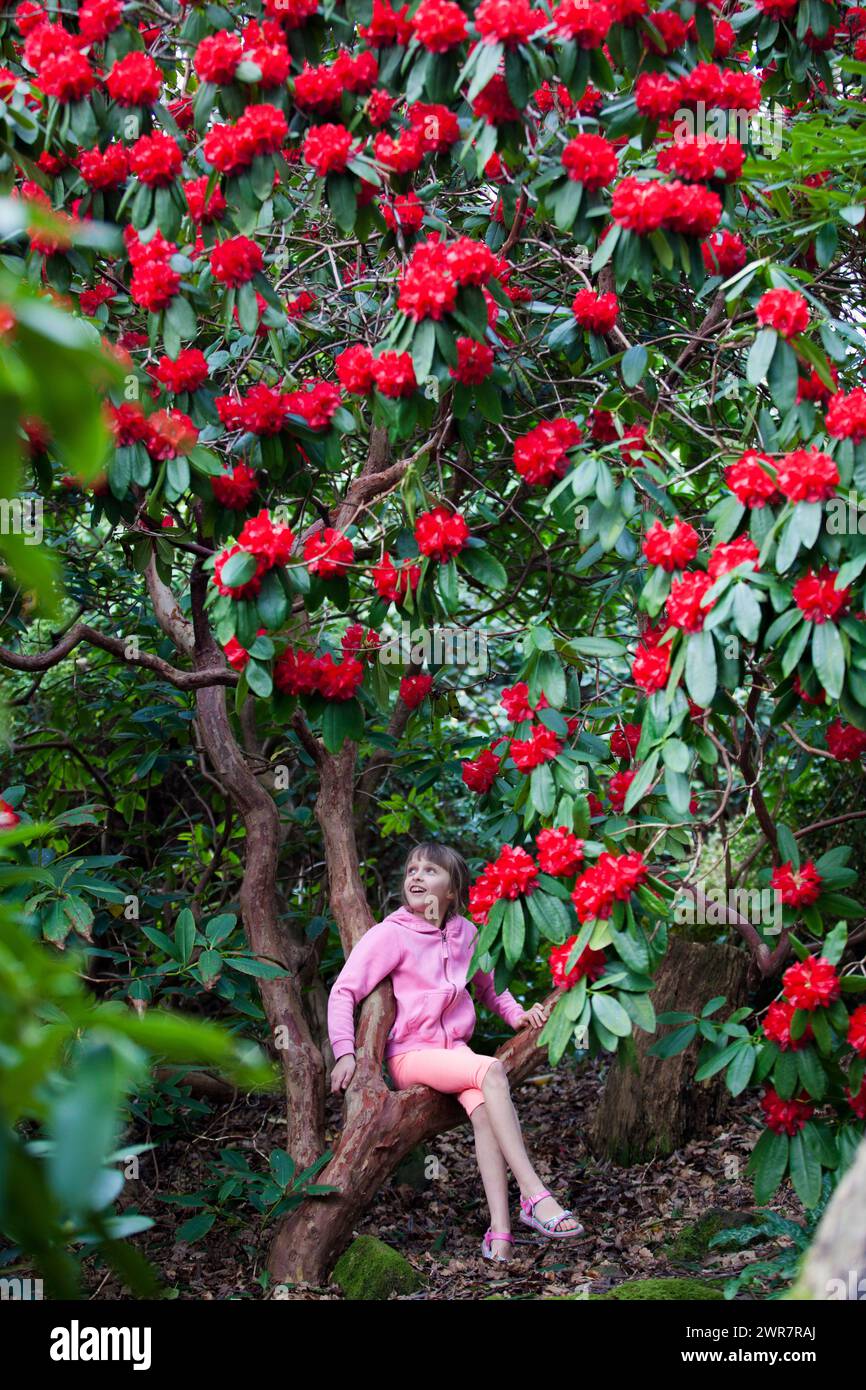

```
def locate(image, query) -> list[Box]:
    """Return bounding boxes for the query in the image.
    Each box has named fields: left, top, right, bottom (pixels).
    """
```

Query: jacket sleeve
left=327, top=922, right=404, bottom=1061
left=471, top=966, right=525, bottom=1029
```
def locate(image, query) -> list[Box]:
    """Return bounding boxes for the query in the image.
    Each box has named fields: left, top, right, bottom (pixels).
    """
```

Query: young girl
left=327, top=841, right=583, bottom=1263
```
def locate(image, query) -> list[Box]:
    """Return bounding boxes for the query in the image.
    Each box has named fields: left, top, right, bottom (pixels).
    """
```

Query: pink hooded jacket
left=327, top=904, right=525, bottom=1061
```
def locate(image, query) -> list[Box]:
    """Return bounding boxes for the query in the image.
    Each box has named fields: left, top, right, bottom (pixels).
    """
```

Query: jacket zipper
left=440, top=929, right=457, bottom=1049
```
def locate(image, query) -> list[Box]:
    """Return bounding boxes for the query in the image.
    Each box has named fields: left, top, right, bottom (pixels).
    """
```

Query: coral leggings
left=387, top=1046, right=496, bottom=1117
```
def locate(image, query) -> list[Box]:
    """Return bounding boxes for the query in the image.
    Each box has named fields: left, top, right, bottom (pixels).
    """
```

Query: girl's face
left=404, top=855, right=455, bottom=924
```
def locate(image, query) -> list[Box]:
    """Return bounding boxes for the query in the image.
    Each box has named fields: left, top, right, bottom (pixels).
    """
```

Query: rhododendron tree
left=1, top=0, right=866, bottom=1291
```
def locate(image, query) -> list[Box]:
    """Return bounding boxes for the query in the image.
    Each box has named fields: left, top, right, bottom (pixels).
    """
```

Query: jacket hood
left=384, top=904, right=464, bottom=934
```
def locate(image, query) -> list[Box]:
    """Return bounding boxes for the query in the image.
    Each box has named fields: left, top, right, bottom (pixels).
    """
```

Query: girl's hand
left=330, top=1054, right=356, bottom=1093
left=517, top=1002, right=550, bottom=1030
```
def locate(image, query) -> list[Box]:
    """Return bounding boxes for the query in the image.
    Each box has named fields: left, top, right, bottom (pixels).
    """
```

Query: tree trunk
left=795, top=1132, right=866, bottom=1300
left=266, top=1023, right=549, bottom=1287
left=589, top=937, right=750, bottom=1165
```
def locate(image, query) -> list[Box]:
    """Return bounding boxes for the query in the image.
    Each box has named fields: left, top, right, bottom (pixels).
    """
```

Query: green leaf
left=503, top=897, right=525, bottom=967
left=788, top=1129, right=822, bottom=1208
left=685, top=630, right=717, bottom=706
left=623, top=750, right=659, bottom=813
left=590, top=992, right=632, bottom=1037
left=747, top=1127, right=789, bottom=1205
left=812, top=622, right=844, bottom=701
left=621, top=344, right=648, bottom=388
left=322, top=698, right=365, bottom=754
left=175, top=908, right=196, bottom=964
left=530, top=762, right=556, bottom=816
left=747, top=326, right=777, bottom=385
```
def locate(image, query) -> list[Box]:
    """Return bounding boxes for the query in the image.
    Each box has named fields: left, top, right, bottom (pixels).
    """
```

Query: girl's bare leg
left=470, top=1102, right=511, bottom=1259
left=479, top=1059, right=578, bottom=1236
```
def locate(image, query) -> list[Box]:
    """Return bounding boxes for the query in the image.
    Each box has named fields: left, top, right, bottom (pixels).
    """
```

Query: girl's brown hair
left=400, top=842, right=470, bottom=915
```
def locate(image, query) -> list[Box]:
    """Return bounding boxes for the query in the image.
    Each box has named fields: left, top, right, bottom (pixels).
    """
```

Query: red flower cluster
left=775, top=447, right=838, bottom=503
left=502, top=681, right=548, bottom=722
left=707, top=536, right=760, bottom=580
left=561, top=133, right=619, bottom=189
left=78, top=143, right=129, bottom=189
left=702, top=229, right=747, bottom=278
left=792, top=566, right=850, bottom=624
left=274, top=645, right=364, bottom=701
left=205, top=104, right=288, bottom=174
left=303, top=527, right=354, bottom=579
left=612, top=177, right=722, bottom=237
left=128, top=229, right=181, bottom=312
left=303, top=123, right=358, bottom=176
left=755, top=288, right=809, bottom=339
left=826, top=718, right=866, bottom=761
left=760, top=1086, right=814, bottom=1136
left=155, top=348, right=209, bottom=394
left=211, top=235, right=264, bottom=287
left=129, top=132, right=183, bottom=187
left=608, top=768, right=638, bottom=812
left=371, top=350, right=417, bottom=398
left=725, top=450, right=779, bottom=508
left=411, top=0, right=468, bottom=50
left=414, top=505, right=469, bottom=561
left=610, top=722, right=641, bottom=761
left=632, top=641, right=671, bottom=693
left=848, top=1003, right=866, bottom=1058
left=475, top=0, right=546, bottom=45
left=38, top=49, right=96, bottom=103
left=656, top=135, right=744, bottom=184
left=642, top=517, right=699, bottom=572
left=513, top=418, right=582, bottom=486
left=571, top=288, right=618, bottom=333
left=536, top=826, right=585, bottom=876
left=552, top=0, right=613, bottom=46
left=397, top=235, right=502, bottom=321
left=549, top=939, right=607, bottom=988
left=451, top=337, right=495, bottom=384
left=400, top=673, right=434, bottom=708
left=665, top=570, right=715, bottom=632
left=0, top=797, right=21, bottom=829
left=570, top=850, right=649, bottom=922
left=212, top=463, right=259, bottom=510
left=469, top=845, right=539, bottom=924
left=826, top=388, right=866, bottom=442
left=510, top=723, right=562, bottom=771
left=372, top=551, right=422, bottom=602
left=762, top=999, right=813, bottom=1052
left=106, top=52, right=163, bottom=106
left=462, top=746, right=502, bottom=793
left=782, top=955, right=840, bottom=1010
left=771, top=860, right=822, bottom=907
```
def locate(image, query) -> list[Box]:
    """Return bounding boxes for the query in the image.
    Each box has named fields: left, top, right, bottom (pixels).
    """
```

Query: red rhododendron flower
left=632, top=642, right=671, bottom=692
left=451, top=337, right=494, bottom=384
left=212, top=543, right=269, bottom=599
left=792, top=566, right=850, bottom=623
left=212, top=463, right=258, bottom=510
left=536, top=826, right=585, bottom=876
left=372, top=551, right=422, bottom=602
left=796, top=365, right=837, bottom=405
left=472, top=74, right=520, bottom=125
left=195, top=31, right=243, bottom=84
left=411, top=0, right=468, bottom=50
left=610, top=722, right=641, bottom=761
left=490, top=844, right=539, bottom=898
left=501, top=681, right=547, bottom=722
left=304, top=527, right=354, bottom=578
left=782, top=955, right=840, bottom=1010
left=37, top=49, right=96, bottom=103
left=475, top=0, right=546, bottom=46
left=771, top=860, right=822, bottom=907
left=665, top=570, right=715, bottom=632
left=184, top=176, right=227, bottom=224
left=762, top=999, right=813, bottom=1052
left=283, top=380, right=342, bottom=430
left=273, top=644, right=323, bottom=696
left=303, top=123, right=357, bottom=175
left=707, top=536, right=760, bottom=580
left=77, top=143, right=129, bottom=189
left=634, top=71, right=683, bottom=118
left=371, top=350, right=417, bottom=398
left=826, top=718, right=866, bottom=761
left=825, top=388, right=866, bottom=443
left=79, top=0, right=123, bottom=42
left=756, top=288, right=809, bottom=339
left=318, top=653, right=367, bottom=701
left=510, top=724, right=562, bottom=771
left=341, top=624, right=381, bottom=661
left=611, top=176, right=671, bottom=233
left=155, top=349, right=209, bottom=394
left=572, top=288, right=618, bottom=333
left=359, top=0, right=414, bottom=46
left=237, top=509, right=295, bottom=568
left=608, top=768, right=638, bottom=812
left=657, top=135, right=744, bottom=183
left=552, top=0, right=613, bottom=46
left=397, top=238, right=458, bottom=320
left=513, top=418, right=582, bottom=486
left=702, top=229, right=747, bottom=277
left=0, top=797, right=21, bottom=829
left=725, top=450, right=779, bottom=508
left=407, top=102, right=460, bottom=152
left=415, top=505, right=469, bottom=561
left=336, top=344, right=376, bottom=395
left=550, top=938, right=607, bottom=988
left=400, top=673, right=434, bottom=708
left=106, top=52, right=163, bottom=106
left=642, top=518, right=699, bottom=572
left=561, top=133, right=619, bottom=189
left=462, top=747, right=502, bottom=793
left=760, top=1086, right=814, bottom=1135
left=775, top=446, right=839, bottom=503
left=380, top=189, right=426, bottom=233
left=211, top=235, right=264, bottom=287
left=129, top=132, right=183, bottom=188
left=848, top=1003, right=866, bottom=1058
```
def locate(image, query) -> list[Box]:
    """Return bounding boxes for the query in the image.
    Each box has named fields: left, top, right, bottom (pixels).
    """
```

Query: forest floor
left=77, top=1051, right=810, bottom=1301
